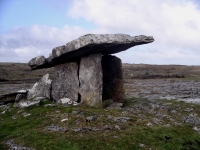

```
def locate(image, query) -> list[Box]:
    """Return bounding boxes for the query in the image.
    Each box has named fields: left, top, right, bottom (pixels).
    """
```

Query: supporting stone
left=51, top=62, right=79, bottom=102
left=79, top=53, right=103, bottom=107
left=27, top=74, right=52, bottom=100
left=102, top=55, right=125, bottom=103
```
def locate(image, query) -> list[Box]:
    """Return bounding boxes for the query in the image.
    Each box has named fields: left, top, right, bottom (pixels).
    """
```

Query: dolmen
left=28, top=34, right=154, bottom=107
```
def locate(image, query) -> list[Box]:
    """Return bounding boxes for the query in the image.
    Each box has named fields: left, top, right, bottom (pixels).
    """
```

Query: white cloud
left=67, top=0, right=200, bottom=65
left=0, top=25, right=89, bottom=62
left=1, top=0, right=200, bottom=65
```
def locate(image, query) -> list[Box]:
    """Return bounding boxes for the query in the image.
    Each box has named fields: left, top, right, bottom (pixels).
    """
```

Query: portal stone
left=51, top=62, right=79, bottom=102
left=102, top=55, right=125, bottom=103
left=79, top=53, right=103, bottom=107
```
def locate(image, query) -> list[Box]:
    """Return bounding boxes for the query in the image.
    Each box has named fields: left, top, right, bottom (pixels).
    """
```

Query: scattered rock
left=71, top=127, right=101, bottom=132
left=16, top=100, right=40, bottom=108
left=147, top=122, right=153, bottom=126
left=61, top=118, right=68, bottom=122
left=183, top=113, right=200, bottom=125
left=114, top=117, right=131, bottom=123
left=4, top=139, right=35, bottom=150
left=23, top=112, right=31, bottom=117
left=115, top=125, right=121, bottom=130
left=86, top=116, right=97, bottom=122
left=193, top=126, right=200, bottom=134
left=103, top=125, right=112, bottom=130
left=107, top=102, right=124, bottom=109
left=44, top=104, right=56, bottom=107
left=184, top=108, right=194, bottom=112
left=44, top=124, right=67, bottom=133
left=58, top=98, right=71, bottom=104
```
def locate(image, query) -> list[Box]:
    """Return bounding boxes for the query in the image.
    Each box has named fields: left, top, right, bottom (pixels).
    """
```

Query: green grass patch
left=1, top=98, right=200, bottom=149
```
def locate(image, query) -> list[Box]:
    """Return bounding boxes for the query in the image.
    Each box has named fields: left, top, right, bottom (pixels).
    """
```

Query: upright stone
left=51, top=62, right=79, bottom=102
left=27, top=74, right=52, bottom=100
left=79, top=53, right=103, bottom=107
left=102, top=55, right=125, bottom=103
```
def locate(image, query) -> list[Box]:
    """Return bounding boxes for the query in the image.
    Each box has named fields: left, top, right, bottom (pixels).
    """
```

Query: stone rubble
left=44, top=124, right=67, bottom=133
left=4, top=139, right=35, bottom=150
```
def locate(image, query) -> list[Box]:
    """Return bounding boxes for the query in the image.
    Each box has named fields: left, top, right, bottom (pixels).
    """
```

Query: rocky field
left=1, top=63, right=200, bottom=149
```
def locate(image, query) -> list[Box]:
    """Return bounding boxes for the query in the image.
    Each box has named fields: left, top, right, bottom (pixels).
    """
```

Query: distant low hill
left=0, top=63, right=54, bottom=83
left=0, top=62, right=200, bottom=82
left=123, top=63, right=200, bottom=80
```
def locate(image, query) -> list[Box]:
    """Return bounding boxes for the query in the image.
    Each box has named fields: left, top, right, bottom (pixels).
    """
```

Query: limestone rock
left=28, top=34, right=154, bottom=69
left=28, top=55, right=47, bottom=70
left=15, top=94, right=27, bottom=102
left=0, top=90, right=28, bottom=105
left=51, top=62, right=79, bottom=102
left=102, top=55, right=125, bottom=103
left=27, top=74, right=52, bottom=100
left=79, top=53, right=103, bottom=107
left=5, top=139, right=35, bottom=150
left=17, top=100, right=40, bottom=108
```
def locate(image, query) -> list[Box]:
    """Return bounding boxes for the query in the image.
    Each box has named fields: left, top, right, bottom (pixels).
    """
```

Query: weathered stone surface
left=15, top=94, right=27, bottom=102
left=17, top=100, right=40, bottom=108
left=44, top=124, right=67, bottom=133
left=5, top=139, right=35, bottom=150
left=51, top=62, right=79, bottom=102
left=0, top=90, right=28, bottom=105
left=102, top=55, right=125, bottom=103
left=27, top=74, right=52, bottom=100
left=28, top=55, right=47, bottom=70
left=79, top=53, right=103, bottom=107
left=29, top=34, right=154, bottom=69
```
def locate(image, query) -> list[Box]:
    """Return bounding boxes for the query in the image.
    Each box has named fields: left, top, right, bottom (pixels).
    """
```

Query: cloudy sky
left=0, top=0, right=200, bottom=65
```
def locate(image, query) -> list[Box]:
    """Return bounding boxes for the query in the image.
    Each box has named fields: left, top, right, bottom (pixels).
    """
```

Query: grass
left=1, top=98, right=200, bottom=149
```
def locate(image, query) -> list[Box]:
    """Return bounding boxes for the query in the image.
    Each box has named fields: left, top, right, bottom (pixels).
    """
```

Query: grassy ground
left=1, top=98, right=200, bottom=150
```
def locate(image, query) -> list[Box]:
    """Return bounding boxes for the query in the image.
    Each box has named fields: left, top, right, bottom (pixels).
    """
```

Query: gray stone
left=71, top=127, right=101, bottom=132
left=27, top=74, right=52, bottom=100
left=102, top=55, right=125, bottom=103
left=17, top=100, right=40, bottom=108
left=28, top=55, right=47, bottom=70
left=51, top=62, right=79, bottom=102
left=15, top=94, right=27, bottom=102
left=103, top=125, right=112, bottom=130
left=0, top=90, right=28, bottom=105
left=115, top=125, right=121, bottom=130
left=86, top=116, right=97, bottom=122
left=79, top=53, right=103, bottom=107
left=28, top=34, right=154, bottom=69
left=107, top=102, right=124, bottom=109
left=113, top=117, right=131, bottom=123
left=44, top=124, right=67, bottom=133
left=5, top=139, right=35, bottom=150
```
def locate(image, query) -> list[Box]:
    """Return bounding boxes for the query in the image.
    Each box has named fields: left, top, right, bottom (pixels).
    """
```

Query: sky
left=0, top=0, right=200, bottom=65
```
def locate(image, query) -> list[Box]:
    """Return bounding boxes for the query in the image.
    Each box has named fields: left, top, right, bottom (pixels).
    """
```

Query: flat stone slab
left=28, top=34, right=154, bottom=70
